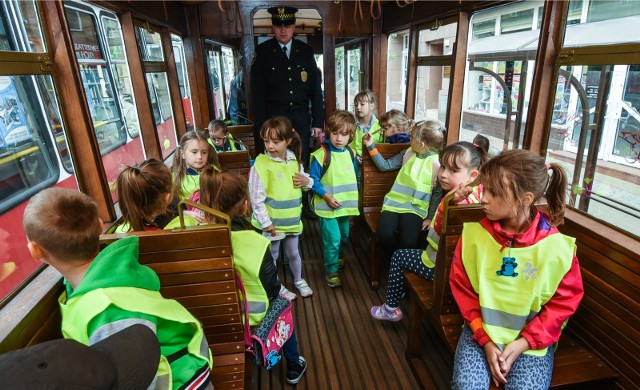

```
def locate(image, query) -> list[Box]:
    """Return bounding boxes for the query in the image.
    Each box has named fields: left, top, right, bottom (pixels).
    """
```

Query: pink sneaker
left=370, top=304, right=403, bottom=322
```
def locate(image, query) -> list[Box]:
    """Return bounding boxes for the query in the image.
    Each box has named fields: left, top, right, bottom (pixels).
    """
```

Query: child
left=363, top=120, right=444, bottom=263
left=371, top=140, right=489, bottom=321
left=206, top=119, right=246, bottom=153
left=198, top=171, right=308, bottom=385
left=249, top=116, right=314, bottom=299
left=23, top=188, right=213, bottom=389
left=379, top=109, right=412, bottom=144
left=450, top=149, right=584, bottom=389
left=114, top=159, right=199, bottom=233
left=350, top=90, right=382, bottom=162
left=309, top=110, right=359, bottom=287
left=171, top=130, right=220, bottom=201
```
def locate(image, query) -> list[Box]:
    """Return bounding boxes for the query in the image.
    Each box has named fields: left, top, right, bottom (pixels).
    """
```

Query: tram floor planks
left=249, top=218, right=426, bottom=390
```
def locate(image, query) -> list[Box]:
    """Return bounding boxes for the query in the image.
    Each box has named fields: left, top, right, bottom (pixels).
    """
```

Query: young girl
left=378, top=109, right=412, bottom=144
left=197, top=171, right=308, bottom=385
left=249, top=116, right=314, bottom=299
left=363, top=120, right=444, bottom=262
left=350, top=90, right=382, bottom=162
left=206, top=119, right=246, bottom=153
left=370, top=140, right=489, bottom=321
left=171, top=130, right=220, bottom=201
left=450, top=149, right=584, bottom=389
left=114, top=159, right=198, bottom=233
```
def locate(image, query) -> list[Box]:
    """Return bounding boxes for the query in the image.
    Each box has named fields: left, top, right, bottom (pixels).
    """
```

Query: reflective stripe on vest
left=59, top=287, right=212, bottom=389
left=231, top=230, right=271, bottom=326
left=461, top=222, right=575, bottom=356
left=382, top=151, right=437, bottom=218
left=251, top=154, right=303, bottom=233
left=311, top=147, right=360, bottom=218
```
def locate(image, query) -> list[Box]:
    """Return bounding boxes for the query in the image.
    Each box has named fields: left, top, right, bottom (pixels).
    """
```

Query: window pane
left=335, top=46, right=346, bottom=110
left=172, top=34, right=194, bottom=131
left=500, top=9, right=534, bottom=34
left=136, top=26, right=164, bottom=62
left=103, top=16, right=142, bottom=140
left=386, top=30, right=409, bottom=112
left=418, top=21, right=457, bottom=57
left=563, top=0, right=640, bottom=47
left=0, top=75, right=78, bottom=303
left=205, top=47, right=225, bottom=120
left=414, top=65, right=450, bottom=123
left=221, top=45, right=235, bottom=119
left=347, top=47, right=361, bottom=112
left=146, top=72, right=177, bottom=159
left=472, top=19, right=495, bottom=40
left=547, top=65, right=640, bottom=238
left=0, top=0, right=46, bottom=53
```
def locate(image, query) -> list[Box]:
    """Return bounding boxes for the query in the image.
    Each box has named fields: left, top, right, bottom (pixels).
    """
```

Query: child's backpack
left=319, top=143, right=355, bottom=180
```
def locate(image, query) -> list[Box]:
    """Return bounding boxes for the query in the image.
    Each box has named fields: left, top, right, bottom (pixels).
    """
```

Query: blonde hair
left=410, top=120, right=445, bottom=153
left=24, top=188, right=101, bottom=262
left=171, top=131, right=219, bottom=200
left=326, top=110, right=357, bottom=142
left=354, top=90, right=377, bottom=112
left=379, top=109, right=412, bottom=134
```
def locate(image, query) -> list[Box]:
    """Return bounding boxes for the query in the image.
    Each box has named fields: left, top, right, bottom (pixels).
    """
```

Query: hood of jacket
left=479, top=209, right=558, bottom=250
left=66, top=235, right=160, bottom=298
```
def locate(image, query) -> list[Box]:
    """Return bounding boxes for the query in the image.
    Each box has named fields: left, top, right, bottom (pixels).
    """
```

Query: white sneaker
left=294, top=279, right=313, bottom=298
left=279, top=285, right=297, bottom=301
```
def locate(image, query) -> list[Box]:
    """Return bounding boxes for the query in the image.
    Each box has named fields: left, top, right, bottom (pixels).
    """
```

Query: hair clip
left=473, top=143, right=479, bottom=147
left=545, top=163, right=551, bottom=170
left=291, top=128, right=296, bottom=133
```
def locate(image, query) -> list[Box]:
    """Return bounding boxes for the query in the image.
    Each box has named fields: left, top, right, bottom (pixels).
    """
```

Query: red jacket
left=449, top=210, right=584, bottom=350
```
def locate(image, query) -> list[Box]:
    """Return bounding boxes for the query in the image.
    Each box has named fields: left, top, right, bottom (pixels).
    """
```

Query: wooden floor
left=250, top=218, right=426, bottom=390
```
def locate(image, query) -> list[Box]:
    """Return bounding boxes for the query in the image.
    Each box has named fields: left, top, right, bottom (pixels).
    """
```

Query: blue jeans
left=317, top=216, right=350, bottom=273
left=282, top=330, right=299, bottom=364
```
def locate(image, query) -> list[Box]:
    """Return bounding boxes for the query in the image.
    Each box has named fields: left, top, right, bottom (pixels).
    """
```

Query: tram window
left=335, top=46, right=346, bottom=110
left=415, top=19, right=457, bottom=123
left=0, top=1, right=45, bottom=53
left=146, top=72, right=177, bottom=159
left=564, top=0, right=640, bottom=47
left=172, top=34, right=194, bottom=131
left=385, top=30, right=410, bottom=112
left=204, top=41, right=228, bottom=121
left=136, top=26, right=164, bottom=62
left=221, top=46, right=235, bottom=112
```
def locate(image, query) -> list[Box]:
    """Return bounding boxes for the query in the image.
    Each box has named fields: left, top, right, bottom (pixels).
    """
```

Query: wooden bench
left=218, top=150, right=251, bottom=177
left=360, top=143, right=406, bottom=289
left=227, top=124, right=256, bottom=158
left=100, top=218, right=245, bottom=390
left=404, top=199, right=619, bottom=389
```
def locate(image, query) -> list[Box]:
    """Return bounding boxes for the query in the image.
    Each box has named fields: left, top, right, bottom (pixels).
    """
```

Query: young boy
left=350, top=90, right=383, bottom=163
left=23, top=188, right=213, bottom=390
left=310, top=110, right=360, bottom=287
left=206, top=119, right=246, bottom=152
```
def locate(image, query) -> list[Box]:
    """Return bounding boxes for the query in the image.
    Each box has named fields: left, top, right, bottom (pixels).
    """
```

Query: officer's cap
left=268, top=6, right=297, bottom=26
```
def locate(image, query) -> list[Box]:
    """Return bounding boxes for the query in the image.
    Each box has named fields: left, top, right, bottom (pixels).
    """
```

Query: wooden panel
left=218, top=150, right=251, bottom=177
left=227, top=125, right=256, bottom=158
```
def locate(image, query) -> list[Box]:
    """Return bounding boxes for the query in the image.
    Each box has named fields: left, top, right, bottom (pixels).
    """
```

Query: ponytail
left=545, top=162, right=568, bottom=226
left=198, top=170, right=249, bottom=221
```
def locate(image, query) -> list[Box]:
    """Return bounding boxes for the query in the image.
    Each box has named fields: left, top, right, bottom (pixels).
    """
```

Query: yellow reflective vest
left=310, top=146, right=360, bottom=218
left=382, top=150, right=437, bottom=218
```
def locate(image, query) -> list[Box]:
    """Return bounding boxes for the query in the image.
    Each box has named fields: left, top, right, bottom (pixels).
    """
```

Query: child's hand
left=422, top=218, right=431, bottom=231
left=447, top=183, right=473, bottom=204
left=498, top=337, right=529, bottom=378
left=484, top=341, right=507, bottom=386
left=356, top=155, right=362, bottom=164
left=323, top=194, right=341, bottom=209
left=263, top=224, right=276, bottom=236
left=184, top=210, right=205, bottom=224
left=363, top=132, right=373, bottom=147
left=293, top=172, right=310, bottom=188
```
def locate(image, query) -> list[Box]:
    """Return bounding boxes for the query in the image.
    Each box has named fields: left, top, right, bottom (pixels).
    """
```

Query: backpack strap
left=320, top=143, right=331, bottom=180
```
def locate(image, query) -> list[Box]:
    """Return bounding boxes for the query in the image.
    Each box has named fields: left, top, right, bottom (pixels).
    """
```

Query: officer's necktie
left=283, top=46, right=289, bottom=59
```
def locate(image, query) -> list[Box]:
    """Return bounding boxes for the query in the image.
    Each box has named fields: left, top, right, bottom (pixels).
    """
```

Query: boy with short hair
left=206, top=119, right=246, bottom=152
left=310, top=110, right=360, bottom=287
left=23, top=188, right=213, bottom=390
left=350, top=90, right=383, bottom=163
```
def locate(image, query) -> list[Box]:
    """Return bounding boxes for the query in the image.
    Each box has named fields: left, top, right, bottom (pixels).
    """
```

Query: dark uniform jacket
left=251, top=38, right=324, bottom=137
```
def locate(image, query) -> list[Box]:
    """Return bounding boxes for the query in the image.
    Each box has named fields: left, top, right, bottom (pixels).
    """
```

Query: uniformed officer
left=250, top=6, right=324, bottom=169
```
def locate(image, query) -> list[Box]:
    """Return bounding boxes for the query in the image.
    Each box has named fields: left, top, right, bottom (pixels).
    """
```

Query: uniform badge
left=301, top=70, right=307, bottom=82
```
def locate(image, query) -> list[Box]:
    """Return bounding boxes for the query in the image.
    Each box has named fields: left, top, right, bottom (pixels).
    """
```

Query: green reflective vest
left=112, top=215, right=198, bottom=234
left=176, top=165, right=221, bottom=200
left=231, top=230, right=271, bottom=326
left=350, top=119, right=382, bottom=157
left=461, top=222, right=575, bottom=356
left=382, top=150, right=437, bottom=218
left=311, top=147, right=360, bottom=218
left=59, top=287, right=212, bottom=389
left=208, top=134, right=241, bottom=152
left=251, top=154, right=303, bottom=233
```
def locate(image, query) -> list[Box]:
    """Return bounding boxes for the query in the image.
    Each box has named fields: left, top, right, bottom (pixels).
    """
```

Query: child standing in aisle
left=171, top=131, right=220, bottom=201
left=450, top=149, right=584, bottom=389
left=363, top=120, right=444, bottom=263
left=350, top=90, right=382, bottom=162
left=206, top=120, right=246, bottom=153
left=370, top=140, right=489, bottom=321
left=249, top=116, right=314, bottom=299
left=309, top=110, right=359, bottom=287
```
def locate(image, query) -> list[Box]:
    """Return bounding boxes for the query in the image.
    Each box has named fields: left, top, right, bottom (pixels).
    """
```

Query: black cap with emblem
left=268, top=6, right=298, bottom=26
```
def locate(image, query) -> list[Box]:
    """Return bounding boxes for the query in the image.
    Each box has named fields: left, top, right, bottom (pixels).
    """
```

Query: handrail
left=177, top=199, right=231, bottom=230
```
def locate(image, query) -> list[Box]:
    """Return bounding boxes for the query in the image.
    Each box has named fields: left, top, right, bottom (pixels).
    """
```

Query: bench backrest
left=432, top=200, right=485, bottom=351
left=100, top=224, right=245, bottom=389
left=360, top=143, right=407, bottom=213
left=227, top=124, right=256, bottom=158
left=218, top=150, right=251, bottom=177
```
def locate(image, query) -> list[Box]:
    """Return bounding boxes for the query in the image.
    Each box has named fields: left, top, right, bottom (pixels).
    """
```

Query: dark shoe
left=325, top=272, right=342, bottom=288
left=286, top=356, right=307, bottom=385
left=302, top=206, right=317, bottom=220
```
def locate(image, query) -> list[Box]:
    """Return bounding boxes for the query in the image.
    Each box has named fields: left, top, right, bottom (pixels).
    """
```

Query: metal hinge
left=39, top=56, right=52, bottom=71
left=558, top=50, right=574, bottom=64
